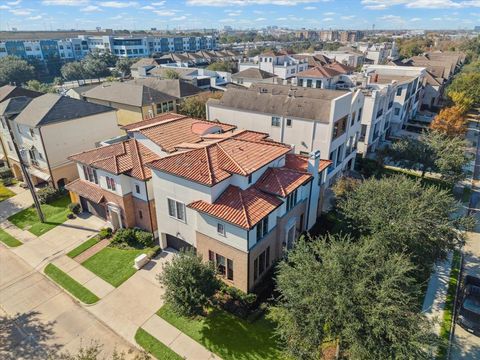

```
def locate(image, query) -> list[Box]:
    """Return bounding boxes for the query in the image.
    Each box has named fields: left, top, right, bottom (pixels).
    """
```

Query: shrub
left=146, top=245, right=161, bottom=259
left=68, top=202, right=81, bottom=214
left=98, top=227, right=112, bottom=240
left=2, top=177, right=13, bottom=186
left=110, top=227, right=154, bottom=249
left=67, top=213, right=75, bottom=219
left=0, top=168, right=13, bottom=180
left=37, top=186, right=62, bottom=204
left=135, top=229, right=154, bottom=248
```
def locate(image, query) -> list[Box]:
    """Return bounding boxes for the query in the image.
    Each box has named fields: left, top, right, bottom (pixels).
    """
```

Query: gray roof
left=14, top=93, right=114, bottom=127
left=232, top=68, right=277, bottom=80
left=209, top=84, right=349, bottom=123
left=0, top=96, right=31, bottom=117
left=68, top=84, right=100, bottom=96
left=0, top=85, right=42, bottom=103
left=126, top=78, right=204, bottom=98
left=83, top=82, right=177, bottom=107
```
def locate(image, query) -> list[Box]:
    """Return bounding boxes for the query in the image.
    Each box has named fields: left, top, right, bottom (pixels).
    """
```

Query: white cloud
left=153, top=10, right=178, bottom=15
left=9, top=8, right=32, bottom=15
left=341, top=15, right=356, bottom=19
left=42, top=0, right=89, bottom=5
left=28, top=15, right=42, bottom=20
left=81, top=5, right=102, bottom=12
left=322, top=17, right=333, bottom=21
left=172, top=15, right=187, bottom=20
left=7, top=0, right=21, bottom=5
left=276, top=16, right=287, bottom=20
left=0, top=5, right=10, bottom=9
left=99, top=1, right=138, bottom=8
left=187, top=0, right=320, bottom=6
left=304, top=6, right=317, bottom=9
left=151, top=1, right=166, bottom=5
left=410, top=17, right=422, bottom=20
left=323, top=11, right=335, bottom=15
left=378, top=14, right=406, bottom=23
left=362, top=0, right=480, bottom=9
left=141, top=5, right=154, bottom=9
left=255, top=17, right=267, bottom=21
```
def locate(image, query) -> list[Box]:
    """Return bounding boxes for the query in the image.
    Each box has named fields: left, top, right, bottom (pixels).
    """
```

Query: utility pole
left=4, top=116, right=45, bottom=223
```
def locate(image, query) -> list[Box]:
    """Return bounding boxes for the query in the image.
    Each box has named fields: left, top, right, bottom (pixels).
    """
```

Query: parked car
left=457, top=275, right=480, bottom=335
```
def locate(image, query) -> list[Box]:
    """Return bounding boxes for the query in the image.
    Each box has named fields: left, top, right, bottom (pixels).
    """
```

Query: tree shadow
left=0, top=311, right=62, bottom=359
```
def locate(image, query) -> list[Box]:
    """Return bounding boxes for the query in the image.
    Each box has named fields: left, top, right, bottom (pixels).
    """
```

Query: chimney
left=374, top=73, right=379, bottom=83
left=307, top=150, right=321, bottom=176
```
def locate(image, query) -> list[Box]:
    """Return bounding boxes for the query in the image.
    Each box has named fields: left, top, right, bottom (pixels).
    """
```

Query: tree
left=388, top=130, right=470, bottom=184
left=447, top=72, right=480, bottom=106
left=52, top=341, right=149, bottom=360
left=337, top=175, right=471, bottom=278
left=163, top=68, right=180, bottom=79
left=61, top=61, right=85, bottom=81
left=448, top=91, right=474, bottom=114
left=0, top=56, right=35, bottom=86
left=115, top=57, right=136, bottom=78
left=177, top=92, right=223, bottom=119
left=206, top=61, right=236, bottom=73
left=157, top=248, right=220, bottom=317
left=270, top=235, right=437, bottom=360
left=82, top=57, right=111, bottom=79
left=430, top=105, right=467, bottom=137
left=24, top=80, right=56, bottom=94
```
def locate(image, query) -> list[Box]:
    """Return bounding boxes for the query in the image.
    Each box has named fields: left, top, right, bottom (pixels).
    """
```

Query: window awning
left=28, top=167, right=51, bottom=181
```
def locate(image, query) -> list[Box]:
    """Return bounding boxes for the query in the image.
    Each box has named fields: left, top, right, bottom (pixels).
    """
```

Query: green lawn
left=437, top=250, right=462, bottom=359
left=157, top=304, right=283, bottom=360
left=8, top=195, right=71, bottom=236
left=67, top=236, right=99, bottom=258
left=0, top=228, right=22, bottom=247
left=82, top=247, right=148, bottom=287
left=44, top=263, right=99, bottom=304
left=0, top=183, right=16, bottom=202
left=135, top=328, right=182, bottom=360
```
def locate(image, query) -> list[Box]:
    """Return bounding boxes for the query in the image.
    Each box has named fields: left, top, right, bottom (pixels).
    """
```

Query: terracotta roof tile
left=285, top=153, right=332, bottom=173
left=65, top=179, right=104, bottom=204
left=297, top=65, right=342, bottom=79
left=188, top=185, right=282, bottom=229
left=256, top=167, right=312, bottom=197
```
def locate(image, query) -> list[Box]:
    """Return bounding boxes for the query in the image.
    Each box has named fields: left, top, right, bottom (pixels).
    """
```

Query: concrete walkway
left=142, top=315, right=220, bottom=360
left=0, top=189, right=33, bottom=221
left=51, top=255, right=115, bottom=299
left=74, top=239, right=110, bottom=264
left=0, top=220, right=36, bottom=244
left=422, top=253, right=453, bottom=335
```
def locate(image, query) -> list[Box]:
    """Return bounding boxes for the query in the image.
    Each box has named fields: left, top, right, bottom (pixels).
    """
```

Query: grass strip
left=67, top=236, right=99, bottom=258
left=134, top=328, right=182, bottom=360
left=44, top=263, right=99, bottom=304
left=0, top=228, right=22, bottom=247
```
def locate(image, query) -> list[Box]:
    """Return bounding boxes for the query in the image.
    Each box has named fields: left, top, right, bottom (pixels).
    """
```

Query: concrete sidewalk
left=0, top=189, right=33, bottom=221
left=0, top=220, right=36, bottom=244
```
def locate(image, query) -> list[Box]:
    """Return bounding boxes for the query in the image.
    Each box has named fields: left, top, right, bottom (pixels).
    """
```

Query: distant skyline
left=0, top=0, right=479, bottom=31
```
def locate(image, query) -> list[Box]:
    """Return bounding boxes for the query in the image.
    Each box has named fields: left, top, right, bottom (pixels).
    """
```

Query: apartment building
left=357, top=43, right=390, bottom=65
left=0, top=94, right=120, bottom=188
left=362, top=65, right=426, bottom=135
left=238, top=50, right=309, bottom=80
left=66, top=113, right=236, bottom=235
left=148, top=130, right=331, bottom=292
left=294, top=62, right=355, bottom=90
left=206, top=84, right=363, bottom=184
left=319, top=49, right=365, bottom=68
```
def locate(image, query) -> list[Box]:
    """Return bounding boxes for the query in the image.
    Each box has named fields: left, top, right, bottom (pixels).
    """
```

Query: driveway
left=0, top=246, right=138, bottom=359
left=88, top=250, right=175, bottom=343
left=0, top=189, right=33, bottom=221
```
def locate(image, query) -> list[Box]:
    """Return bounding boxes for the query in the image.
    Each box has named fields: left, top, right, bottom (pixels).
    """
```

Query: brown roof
left=327, top=61, right=355, bottom=74
left=0, top=85, right=42, bottom=103
left=131, top=58, right=159, bottom=70
left=65, top=179, right=104, bottom=204
left=68, top=139, right=160, bottom=180
left=256, top=167, right=312, bottom=197
left=285, top=153, right=332, bottom=173
left=296, top=65, right=342, bottom=79
left=232, top=68, right=277, bottom=80
left=126, top=78, right=204, bottom=99
left=126, top=113, right=236, bottom=153
left=188, top=185, right=282, bottom=229
left=147, top=134, right=291, bottom=186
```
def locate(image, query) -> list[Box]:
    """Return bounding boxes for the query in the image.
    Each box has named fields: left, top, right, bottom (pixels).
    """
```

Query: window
left=306, top=79, right=312, bottom=88
left=271, top=116, right=281, bottom=127
left=85, top=166, right=98, bottom=184
left=259, top=251, right=265, bottom=275
left=168, top=198, right=186, bottom=221
left=227, top=259, right=234, bottom=280
left=351, top=112, right=356, bottom=126
left=139, top=210, right=143, bottom=219
left=298, top=79, right=303, bottom=87
left=216, top=254, right=226, bottom=276
left=286, top=119, right=292, bottom=127
left=336, top=144, right=344, bottom=166
left=394, top=107, right=400, bottom=116
left=253, top=246, right=270, bottom=282
left=357, top=108, right=362, bottom=122
left=209, top=251, right=234, bottom=280
left=396, top=87, right=402, bottom=96
left=135, top=184, right=141, bottom=194
left=332, top=116, right=347, bottom=140
left=29, top=128, right=35, bottom=138
left=316, top=80, right=322, bottom=88
left=106, top=176, right=115, bottom=190
left=256, top=216, right=269, bottom=241
left=254, top=258, right=258, bottom=281
left=248, top=174, right=252, bottom=184
left=286, top=189, right=298, bottom=211
left=217, top=223, right=225, bottom=236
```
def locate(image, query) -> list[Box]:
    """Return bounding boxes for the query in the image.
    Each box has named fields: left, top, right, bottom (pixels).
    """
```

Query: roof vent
left=191, top=122, right=222, bottom=136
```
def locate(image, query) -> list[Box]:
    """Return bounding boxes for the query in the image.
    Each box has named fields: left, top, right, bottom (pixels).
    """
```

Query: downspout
left=38, top=127, right=54, bottom=188
left=246, top=229, right=250, bottom=292
left=306, top=178, right=313, bottom=231
left=144, top=180, right=155, bottom=237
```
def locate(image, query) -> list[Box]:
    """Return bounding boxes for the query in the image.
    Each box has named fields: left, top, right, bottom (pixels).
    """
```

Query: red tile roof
left=124, top=113, right=236, bottom=153
left=69, top=139, right=160, bottom=180
left=256, top=167, right=312, bottom=197
left=65, top=179, right=104, bottom=204
left=147, top=136, right=291, bottom=186
left=327, top=61, right=355, bottom=74
left=285, top=153, right=332, bottom=173
left=297, top=65, right=342, bottom=79
left=188, top=185, right=282, bottom=229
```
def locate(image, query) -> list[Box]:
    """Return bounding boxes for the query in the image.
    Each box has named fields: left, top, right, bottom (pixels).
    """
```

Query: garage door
left=166, top=234, right=193, bottom=251
left=81, top=197, right=107, bottom=220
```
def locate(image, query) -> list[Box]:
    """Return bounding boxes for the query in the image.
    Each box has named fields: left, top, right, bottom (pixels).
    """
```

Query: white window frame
left=286, top=118, right=292, bottom=127
left=271, top=116, right=281, bottom=127
left=167, top=197, right=186, bottom=222
left=217, top=223, right=225, bottom=236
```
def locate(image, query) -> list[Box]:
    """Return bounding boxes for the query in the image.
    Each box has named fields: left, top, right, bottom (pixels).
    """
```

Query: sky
left=0, top=0, right=480, bottom=31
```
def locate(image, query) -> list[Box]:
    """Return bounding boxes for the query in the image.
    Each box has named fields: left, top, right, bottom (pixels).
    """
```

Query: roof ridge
left=131, top=139, right=146, bottom=180
left=36, top=94, right=62, bottom=127
left=271, top=168, right=287, bottom=197
left=237, top=187, right=251, bottom=229
left=216, top=142, right=247, bottom=176
left=204, top=146, right=214, bottom=185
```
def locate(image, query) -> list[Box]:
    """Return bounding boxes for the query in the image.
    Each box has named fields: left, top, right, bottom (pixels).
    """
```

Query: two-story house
left=65, top=113, right=237, bottom=235
left=206, top=84, right=363, bottom=185
left=147, top=130, right=331, bottom=292
left=0, top=93, right=120, bottom=188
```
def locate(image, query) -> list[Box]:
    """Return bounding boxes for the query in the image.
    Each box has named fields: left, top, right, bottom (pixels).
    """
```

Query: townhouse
left=238, top=50, right=309, bottom=80
left=147, top=130, right=331, bottom=292
left=82, top=79, right=203, bottom=126
left=362, top=65, right=426, bottom=135
left=66, top=113, right=236, bottom=235
left=319, top=49, right=365, bottom=68
left=294, top=62, right=355, bottom=90
left=0, top=93, right=120, bottom=188
left=231, top=68, right=278, bottom=88
left=206, top=84, right=363, bottom=185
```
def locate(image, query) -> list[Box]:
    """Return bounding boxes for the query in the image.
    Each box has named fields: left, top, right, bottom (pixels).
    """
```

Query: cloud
left=172, top=15, right=187, bottom=20
left=7, top=0, right=21, bottom=5
left=410, top=17, right=422, bottom=20
left=0, top=5, right=10, bottom=9
left=341, top=15, right=356, bottom=19
left=304, top=6, right=317, bottom=9
left=255, top=17, right=267, bottom=21
left=378, top=14, right=406, bottom=23
left=187, top=0, right=320, bottom=6
left=9, top=8, right=32, bottom=15
left=141, top=5, right=155, bottom=9
left=81, top=5, right=102, bottom=12
left=322, top=17, right=333, bottom=21
left=276, top=17, right=287, bottom=20
left=153, top=10, right=178, bottom=15
left=28, top=15, right=42, bottom=20
left=362, top=0, right=480, bottom=10
left=98, top=1, right=138, bottom=8
left=42, top=0, right=89, bottom=5
left=151, top=1, right=166, bottom=5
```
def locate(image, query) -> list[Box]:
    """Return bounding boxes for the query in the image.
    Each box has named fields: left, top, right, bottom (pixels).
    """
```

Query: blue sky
left=0, top=0, right=479, bottom=31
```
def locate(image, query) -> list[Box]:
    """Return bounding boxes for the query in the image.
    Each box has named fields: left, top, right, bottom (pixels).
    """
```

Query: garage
left=80, top=197, right=107, bottom=220
left=166, top=234, right=193, bottom=251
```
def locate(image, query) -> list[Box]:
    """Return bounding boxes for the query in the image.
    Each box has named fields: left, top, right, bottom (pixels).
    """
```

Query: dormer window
left=256, top=216, right=269, bottom=241
left=248, top=174, right=252, bottom=184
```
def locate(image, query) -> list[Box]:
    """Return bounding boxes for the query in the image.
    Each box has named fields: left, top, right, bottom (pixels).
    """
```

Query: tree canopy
left=177, top=92, right=223, bottom=119
left=163, top=68, right=180, bottom=79
left=270, top=234, right=437, bottom=360
left=447, top=71, right=480, bottom=106
left=0, top=56, right=35, bottom=86
left=430, top=105, right=467, bottom=137
left=24, top=80, right=56, bottom=94
left=206, top=61, right=236, bottom=73
left=115, top=57, right=136, bottom=78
